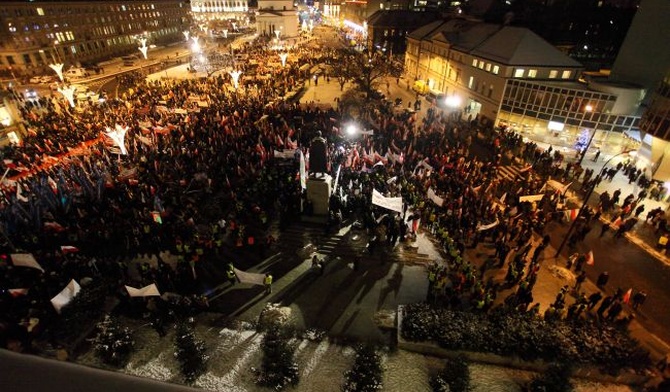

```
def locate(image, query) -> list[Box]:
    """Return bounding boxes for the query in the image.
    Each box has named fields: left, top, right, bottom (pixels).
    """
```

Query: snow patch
left=302, top=340, right=330, bottom=378
left=126, top=352, right=174, bottom=381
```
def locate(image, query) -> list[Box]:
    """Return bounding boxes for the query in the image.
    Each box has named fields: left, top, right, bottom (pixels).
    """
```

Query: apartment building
left=405, top=18, right=643, bottom=150
left=0, top=0, right=191, bottom=75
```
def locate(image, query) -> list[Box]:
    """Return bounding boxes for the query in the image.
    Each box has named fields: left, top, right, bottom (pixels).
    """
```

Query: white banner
left=427, top=188, right=444, bottom=207
left=546, top=179, right=573, bottom=194
left=125, top=283, right=161, bottom=297
left=11, top=253, right=44, bottom=272
left=476, top=219, right=499, bottom=232
left=372, top=189, right=403, bottom=213
left=519, top=194, right=545, bottom=203
left=273, top=149, right=296, bottom=159
left=234, top=268, right=266, bottom=286
left=50, top=279, right=81, bottom=313
left=413, top=159, right=434, bottom=173
left=299, top=150, right=307, bottom=190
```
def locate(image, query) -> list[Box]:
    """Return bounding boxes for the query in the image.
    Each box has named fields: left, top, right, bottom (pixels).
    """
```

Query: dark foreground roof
left=0, top=349, right=199, bottom=392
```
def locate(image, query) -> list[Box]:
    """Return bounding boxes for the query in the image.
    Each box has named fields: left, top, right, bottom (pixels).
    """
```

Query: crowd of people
left=0, top=29, right=658, bottom=371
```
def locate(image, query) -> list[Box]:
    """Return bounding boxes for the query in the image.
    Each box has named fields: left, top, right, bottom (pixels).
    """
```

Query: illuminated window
left=485, top=63, right=491, bottom=72
left=478, top=60, right=484, bottom=69
left=492, top=65, right=499, bottom=74
left=549, top=70, right=558, bottom=78
left=468, top=76, right=474, bottom=89
left=472, top=58, right=477, bottom=67
left=36, top=8, right=44, bottom=16
left=528, top=69, right=537, bottom=78
left=562, top=70, right=572, bottom=79
left=514, top=69, right=525, bottom=78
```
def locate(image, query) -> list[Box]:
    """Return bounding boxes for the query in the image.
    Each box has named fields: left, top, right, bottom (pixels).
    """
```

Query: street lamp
left=274, top=29, right=281, bottom=40
left=183, top=31, right=190, bottom=41
left=554, top=149, right=633, bottom=257
left=444, top=95, right=461, bottom=109
left=57, top=85, right=76, bottom=108
left=223, top=29, right=228, bottom=39
left=138, top=38, right=148, bottom=60
left=346, top=124, right=358, bottom=136
left=229, top=70, right=242, bottom=89
left=191, top=36, right=201, bottom=53
left=279, top=53, right=288, bottom=67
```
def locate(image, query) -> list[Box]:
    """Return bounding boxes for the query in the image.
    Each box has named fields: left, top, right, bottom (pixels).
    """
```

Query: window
left=36, top=7, right=44, bottom=16
left=514, top=69, right=525, bottom=78
left=492, top=65, right=499, bottom=74
left=549, top=70, right=558, bottom=79
left=468, top=76, right=474, bottom=89
left=488, top=84, right=494, bottom=98
left=528, top=69, right=537, bottom=78
left=478, top=60, right=484, bottom=69
left=485, top=63, right=491, bottom=72
left=472, top=58, right=478, bottom=67
left=562, top=70, right=572, bottom=79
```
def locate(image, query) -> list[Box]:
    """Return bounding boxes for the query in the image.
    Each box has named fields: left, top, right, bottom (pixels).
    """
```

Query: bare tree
left=331, top=49, right=401, bottom=99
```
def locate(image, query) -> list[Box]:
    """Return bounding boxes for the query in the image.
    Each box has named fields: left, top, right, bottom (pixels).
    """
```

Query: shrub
left=528, top=363, right=574, bottom=392
left=257, top=324, right=300, bottom=390
left=174, top=319, right=208, bottom=384
left=430, top=355, right=471, bottom=392
left=400, top=303, right=650, bottom=373
left=92, top=315, right=135, bottom=367
left=342, top=345, right=384, bottom=392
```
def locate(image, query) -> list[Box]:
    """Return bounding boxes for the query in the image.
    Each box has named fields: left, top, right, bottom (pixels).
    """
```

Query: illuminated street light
left=49, top=63, right=64, bottom=82
left=138, top=38, right=148, bottom=60
left=444, top=95, right=462, bottom=108
left=274, top=29, right=281, bottom=40
left=585, top=104, right=594, bottom=112
left=346, top=124, right=358, bottom=136
left=229, top=70, right=242, bottom=89
left=279, top=53, right=288, bottom=67
left=223, top=29, right=228, bottom=39
left=191, top=36, right=201, bottom=52
left=302, top=20, right=308, bottom=32
left=105, top=124, right=129, bottom=155
left=183, top=31, right=190, bottom=41
left=57, top=86, right=76, bottom=108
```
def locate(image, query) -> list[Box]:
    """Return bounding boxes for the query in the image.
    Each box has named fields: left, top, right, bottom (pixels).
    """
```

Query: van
left=64, top=67, right=87, bottom=79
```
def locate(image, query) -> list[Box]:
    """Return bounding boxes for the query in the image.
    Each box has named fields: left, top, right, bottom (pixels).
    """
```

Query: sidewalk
left=525, top=137, right=670, bottom=265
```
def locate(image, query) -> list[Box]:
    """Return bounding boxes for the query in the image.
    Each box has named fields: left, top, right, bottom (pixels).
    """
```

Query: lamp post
left=222, top=29, right=228, bottom=39
left=229, top=70, right=242, bottom=89
left=138, top=38, right=148, bottom=60
left=49, top=40, right=65, bottom=82
left=274, top=29, right=281, bottom=40
left=183, top=31, right=190, bottom=41
left=279, top=53, right=288, bottom=67
left=554, top=150, right=632, bottom=257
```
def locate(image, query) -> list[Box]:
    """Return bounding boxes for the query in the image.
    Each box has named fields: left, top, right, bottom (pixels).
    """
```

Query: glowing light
left=223, top=29, right=228, bottom=38
left=183, top=31, right=190, bottom=41
left=346, top=124, right=358, bottom=136
left=343, top=20, right=365, bottom=32
left=191, top=36, right=200, bottom=52
left=49, top=63, right=64, bottom=82
left=585, top=104, right=594, bottom=112
left=105, top=124, right=129, bottom=155
left=444, top=95, right=461, bottom=108
left=274, top=30, right=281, bottom=40
left=57, top=86, right=76, bottom=107
left=138, top=38, right=148, bottom=59
left=229, top=70, right=242, bottom=89
left=279, top=53, right=288, bottom=67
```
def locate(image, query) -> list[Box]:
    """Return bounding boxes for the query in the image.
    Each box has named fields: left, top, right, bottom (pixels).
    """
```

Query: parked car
left=64, top=67, right=88, bottom=79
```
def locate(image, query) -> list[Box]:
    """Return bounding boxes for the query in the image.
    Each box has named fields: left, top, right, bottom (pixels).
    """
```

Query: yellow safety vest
left=264, top=275, right=273, bottom=285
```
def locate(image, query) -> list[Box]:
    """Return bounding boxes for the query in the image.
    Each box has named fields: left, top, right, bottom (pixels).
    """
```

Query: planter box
left=396, top=306, right=649, bottom=386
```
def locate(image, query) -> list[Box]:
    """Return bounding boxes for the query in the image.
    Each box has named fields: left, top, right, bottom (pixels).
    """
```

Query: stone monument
left=305, top=132, right=331, bottom=222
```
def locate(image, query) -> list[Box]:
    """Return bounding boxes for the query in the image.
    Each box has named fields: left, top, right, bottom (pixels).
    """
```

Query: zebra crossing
left=496, top=164, right=523, bottom=182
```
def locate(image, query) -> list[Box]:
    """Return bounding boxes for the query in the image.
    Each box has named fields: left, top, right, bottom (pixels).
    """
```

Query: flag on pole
left=564, top=209, right=579, bottom=221
left=622, top=288, right=633, bottom=304
left=60, top=245, right=80, bottom=254
left=585, top=250, right=594, bottom=265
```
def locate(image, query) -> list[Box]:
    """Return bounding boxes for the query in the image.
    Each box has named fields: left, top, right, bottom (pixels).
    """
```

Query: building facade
left=256, top=0, right=299, bottom=38
left=405, top=18, right=642, bottom=152
left=0, top=0, right=191, bottom=75
left=191, top=0, right=249, bottom=14
left=366, top=10, right=439, bottom=57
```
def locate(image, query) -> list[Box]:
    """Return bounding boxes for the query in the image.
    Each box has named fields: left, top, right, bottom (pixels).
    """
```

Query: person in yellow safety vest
left=264, top=273, right=273, bottom=295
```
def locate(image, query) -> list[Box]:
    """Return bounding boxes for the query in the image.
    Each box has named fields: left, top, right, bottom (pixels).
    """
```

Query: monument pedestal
left=304, top=174, right=331, bottom=224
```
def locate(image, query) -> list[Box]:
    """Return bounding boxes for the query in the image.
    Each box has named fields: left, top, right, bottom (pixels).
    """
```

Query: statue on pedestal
left=309, top=131, right=328, bottom=176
